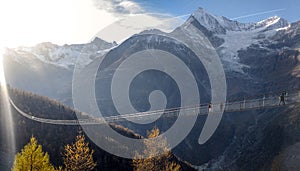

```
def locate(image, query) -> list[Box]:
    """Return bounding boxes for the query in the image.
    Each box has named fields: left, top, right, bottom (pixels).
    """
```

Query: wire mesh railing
left=9, top=90, right=300, bottom=125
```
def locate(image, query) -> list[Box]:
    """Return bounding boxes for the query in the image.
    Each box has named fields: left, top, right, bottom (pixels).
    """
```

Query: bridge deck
left=9, top=91, right=300, bottom=125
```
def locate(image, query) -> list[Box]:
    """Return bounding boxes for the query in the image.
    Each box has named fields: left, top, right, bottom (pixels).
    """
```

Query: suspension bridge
left=9, top=90, right=300, bottom=126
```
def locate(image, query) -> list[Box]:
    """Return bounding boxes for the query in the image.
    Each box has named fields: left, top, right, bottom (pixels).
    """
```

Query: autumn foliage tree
left=62, top=130, right=96, bottom=171
left=11, top=136, right=57, bottom=171
left=133, top=127, right=181, bottom=171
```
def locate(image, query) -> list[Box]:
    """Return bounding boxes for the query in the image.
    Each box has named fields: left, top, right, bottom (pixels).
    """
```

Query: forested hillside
left=0, top=86, right=195, bottom=171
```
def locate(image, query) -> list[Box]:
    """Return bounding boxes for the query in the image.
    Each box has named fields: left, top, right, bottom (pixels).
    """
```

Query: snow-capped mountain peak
left=182, top=8, right=290, bottom=75
left=190, top=7, right=253, bottom=33
left=191, top=7, right=227, bottom=34
left=257, top=16, right=281, bottom=26
left=255, top=16, right=289, bottom=31
left=190, top=8, right=289, bottom=33
left=7, top=38, right=117, bottom=70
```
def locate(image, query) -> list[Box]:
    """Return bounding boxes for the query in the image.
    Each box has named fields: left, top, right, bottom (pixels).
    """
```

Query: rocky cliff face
left=202, top=104, right=300, bottom=171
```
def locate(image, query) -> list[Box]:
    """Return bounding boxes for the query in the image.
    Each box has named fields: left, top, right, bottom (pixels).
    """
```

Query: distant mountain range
left=4, top=7, right=299, bottom=103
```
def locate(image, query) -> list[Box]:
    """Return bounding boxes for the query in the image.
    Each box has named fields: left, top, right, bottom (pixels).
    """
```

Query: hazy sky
left=0, top=0, right=298, bottom=49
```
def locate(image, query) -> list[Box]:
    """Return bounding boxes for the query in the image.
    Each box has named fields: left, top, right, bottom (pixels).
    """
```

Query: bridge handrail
left=8, top=89, right=300, bottom=125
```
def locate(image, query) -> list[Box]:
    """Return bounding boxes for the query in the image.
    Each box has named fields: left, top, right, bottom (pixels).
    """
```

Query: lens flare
left=0, top=47, right=16, bottom=165
left=0, top=48, right=5, bottom=85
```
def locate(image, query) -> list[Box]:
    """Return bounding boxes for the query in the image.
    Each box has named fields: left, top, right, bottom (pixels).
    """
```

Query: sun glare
left=0, top=0, right=116, bottom=48
left=0, top=48, right=5, bottom=85
left=0, top=45, right=16, bottom=157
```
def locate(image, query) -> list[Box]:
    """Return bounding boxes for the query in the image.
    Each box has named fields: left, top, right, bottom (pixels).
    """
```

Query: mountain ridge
left=191, top=7, right=290, bottom=33
left=5, top=10, right=289, bottom=82
left=6, top=37, right=116, bottom=70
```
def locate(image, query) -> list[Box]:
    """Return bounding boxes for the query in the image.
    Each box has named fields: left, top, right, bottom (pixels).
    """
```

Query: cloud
left=92, top=0, right=185, bottom=44
left=95, top=14, right=184, bottom=43
left=93, top=0, right=144, bottom=14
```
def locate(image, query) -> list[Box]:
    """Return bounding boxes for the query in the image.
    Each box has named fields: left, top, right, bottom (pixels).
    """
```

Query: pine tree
left=11, top=136, right=57, bottom=171
left=62, top=130, right=96, bottom=171
left=133, top=127, right=181, bottom=171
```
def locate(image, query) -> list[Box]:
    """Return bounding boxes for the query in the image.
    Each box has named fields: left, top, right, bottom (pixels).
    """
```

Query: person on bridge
left=220, top=102, right=224, bottom=111
left=208, top=103, right=213, bottom=113
left=279, top=92, right=286, bottom=105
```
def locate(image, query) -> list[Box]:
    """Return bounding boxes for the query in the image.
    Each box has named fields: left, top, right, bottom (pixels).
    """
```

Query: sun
left=0, top=0, right=116, bottom=48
